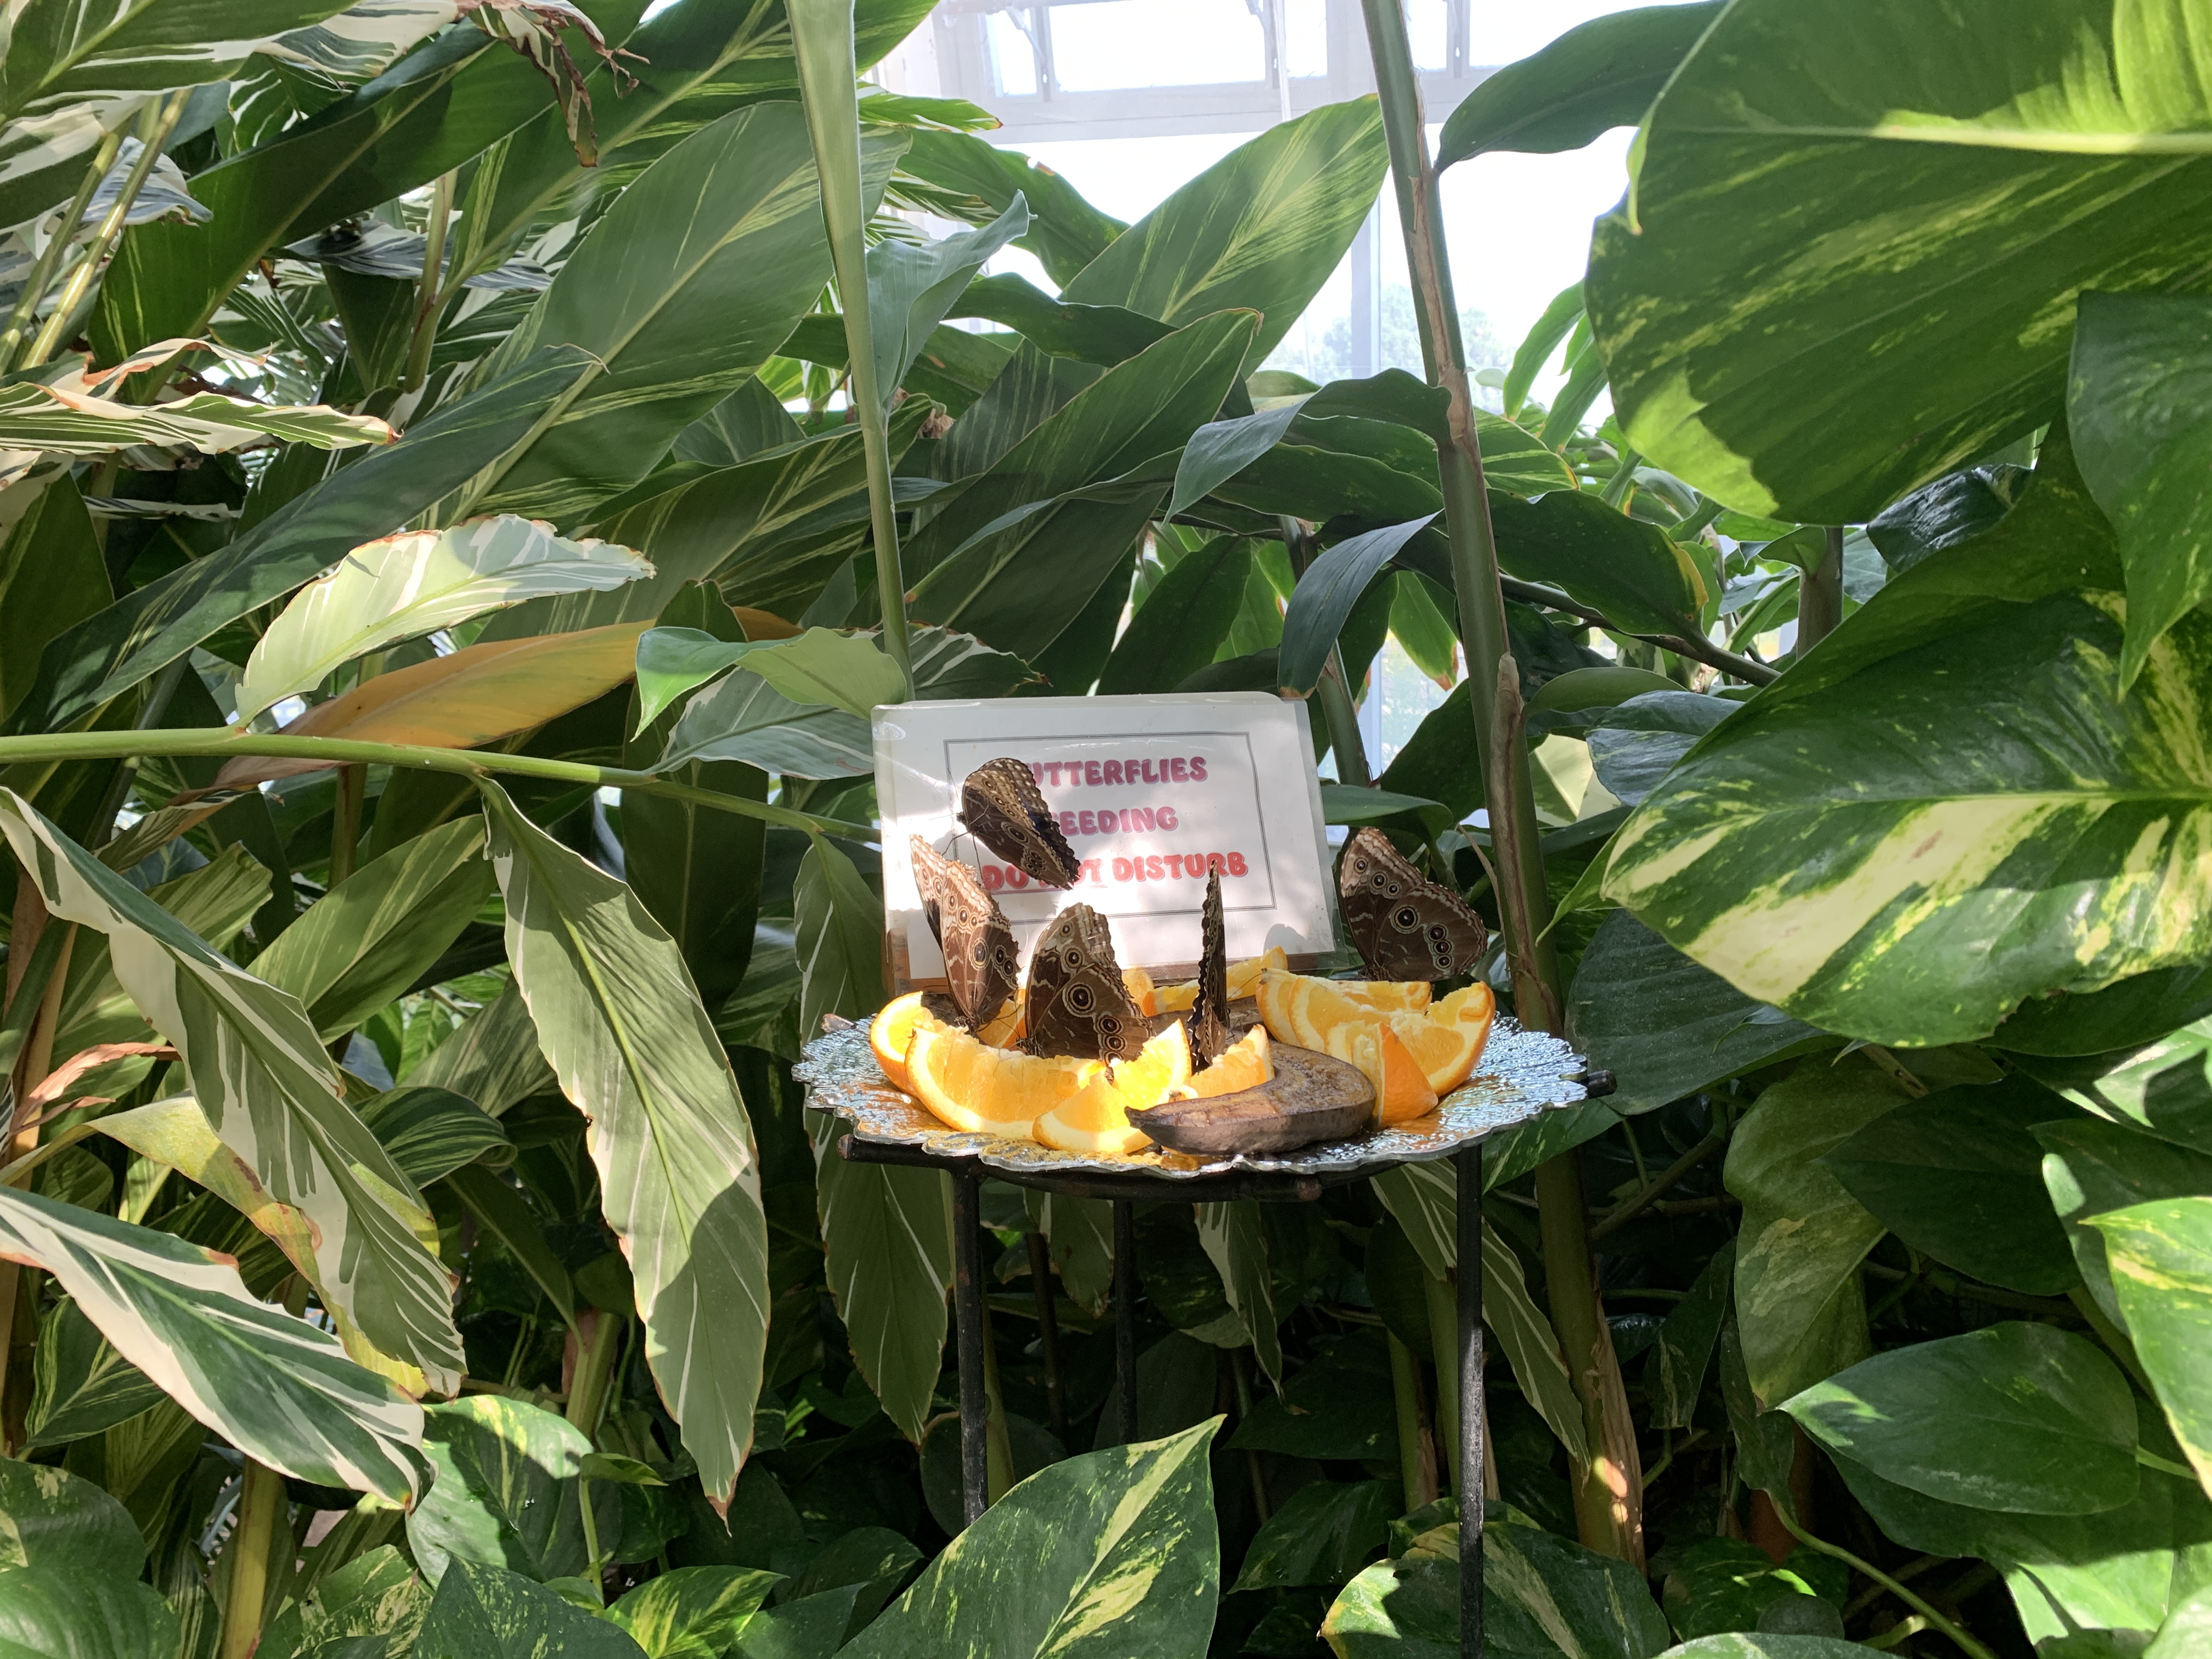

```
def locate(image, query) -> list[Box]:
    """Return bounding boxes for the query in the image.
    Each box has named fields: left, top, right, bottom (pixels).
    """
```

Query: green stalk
left=0, top=729, right=872, bottom=840
left=217, top=1461, right=287, bottom=1658
left=1769, top=1504, right=1998, bottom=1659
left=1387, top=1333, right=1431, bottom=1511
left=1797, top=527, right=1845, bottom=651
left=398, top=171, right=458, bottom=397
left=566, top=1307, right=623, bottom=1435
left=0, top=128, right=124, bottom=371
left=28, top=91, right=190, bottom=368
left=1359, top=0, right=1641, bottom=1561
left=1419, top=1268, right=1458, bottom=1487
left=789, top=0, right=912, bottom=696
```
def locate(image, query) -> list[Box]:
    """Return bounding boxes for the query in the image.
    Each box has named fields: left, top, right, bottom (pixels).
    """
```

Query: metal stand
left=840, top=1133, right=1493, bottom=1645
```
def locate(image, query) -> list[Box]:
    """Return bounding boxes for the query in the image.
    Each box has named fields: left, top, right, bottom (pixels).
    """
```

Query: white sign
left=873, top=693, right=1336, bottom=984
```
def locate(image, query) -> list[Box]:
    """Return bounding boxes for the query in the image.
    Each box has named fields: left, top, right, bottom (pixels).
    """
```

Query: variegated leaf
left=409, top=978, right=556, bottom=1115
left=634, top=625, right=905, bottom=730
left=0, top=791, right=465, bottom=1395
left=481, top=783, right=769, bottom=1509
left=0, top=1184, right=428, bottom=1501
left=236, top=516, right=652, bottom=720
left=655, top=668, right=874, bottom=778
left=0, top=381, right=390, bottom=489
left=2089, top=1197, right=2212, bottom=1500
left=23, top=1297, right=162, bottom=1450
left=1600, top=436, right=2212, bottom=1047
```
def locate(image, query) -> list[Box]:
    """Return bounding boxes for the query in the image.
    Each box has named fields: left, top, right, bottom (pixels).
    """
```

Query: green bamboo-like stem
left=1419, top=1268, right=1458, bottom=1488
left=789, top=0, right=912, bottom=697
left=329, top=763, right=365, bottom=885
left=0, top=128, right=124, bottom=371
left=217, top=1460, right=286, bottom=1658
left=1387, top=1332, right=1434, bottom=1511
left=398, top=170, right=457, bottom=397
left=0, top=729, right=873, bottom=840
left=1797, top=527, right=1845, bottom=651
left=29, top=90, right=190, bottom=367
left=566, top=1307, right=623, bottom=1435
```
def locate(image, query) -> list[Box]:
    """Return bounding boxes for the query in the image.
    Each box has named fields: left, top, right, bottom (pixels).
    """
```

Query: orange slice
left=1432, top=983, right=1495, bottom=1029
left=1153, top=980, right=1199, bottom=1013
left=1122, top=966, right=1160, bottom=1017
left=1226, top=946, right=1289, bottom=999
left=1034, top=1023, right=1190, bottom=1155
left=1322, top=1020, right=1437, bottom=1126
left=1256, top=971, right=1378, bottom=1051
left=1339, top=979, right=1434, bottom=1013
left=906, top=1024, right=1101, bottom=1138
left=1171, top=1025, right=1273, bottom=1099
left=870, top=992, right=946, bottom=1092
left=974, top=993, right=1025, bottom=1049
left=1385, top=1009, right=1486, bottom=1095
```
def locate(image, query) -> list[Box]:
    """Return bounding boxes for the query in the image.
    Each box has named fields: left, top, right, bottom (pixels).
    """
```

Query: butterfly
left=1186, top=867, right=1231, bottom=1070
left=910, top=837, right=1019, bottom=1031
left=1338, top=827, right=1488, bottom=981
left=960, top=757, right=1081, bottom=889
left=1023, top=902, right=1140, bottom=1061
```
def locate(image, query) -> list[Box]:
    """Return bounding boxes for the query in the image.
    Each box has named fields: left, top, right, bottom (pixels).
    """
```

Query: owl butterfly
left=1338, top=827, right=1488, bottom=981
left=910, top=837, right=1018, bottom=1031
left=1024, top=903, right=1140, bottom=1062
left=960, top=757, right=1081, bottom=889
left=1186, top=868, right=1231, bottom=1070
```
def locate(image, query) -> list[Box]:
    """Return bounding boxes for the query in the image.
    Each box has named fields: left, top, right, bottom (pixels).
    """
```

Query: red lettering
left=1170, top=757, right=1188, bottom=782
left=1103, top=760, right=1123, bottom=786
left=981, top=865, right=1003, bottom=891
left=1135, top=807, right=1155, bottom=832
left=1157, top=806, right=1178, bottom=831
left=1228, top=851, right=1249, bottom=876
left=1125, top=755, right=1142, bottom=783
left=1058, top=810, right=1077, bottom=837
left=1145, top=856, right=1165, bottom=881
left=1190, top=756, right=1207, bottom=781
left=1206, top=853, right=1224, bottom=874
left=1040, top=761, right=1059, bottom=787
left=1142, top=759, right=1159, bottom=784
left=1085, top=761, right=1103, bottom=786
left=1082, top=859, right=1104, bottom=884
left=1165, top=854, right=1186, bottom=877
left=1077, top=810, right=1098, bottom=836
left=1007, top=866, right=1030, bottom=889
left=1111, top=857, right=1133, bottom=881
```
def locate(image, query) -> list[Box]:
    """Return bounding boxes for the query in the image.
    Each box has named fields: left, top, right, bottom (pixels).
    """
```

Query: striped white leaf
left=0, top=790, right=465, bottom=1395
left=258, top=0, right=460, bottom=77
left=656, top=669, right=874, bottom=778
left=0, top=379, right=389, bottom=489
left=481, top=783, right=769, bottom=1509
left=0, top=1184, right=428, bottom=1502
left=237, top=515, right=652, bottom=720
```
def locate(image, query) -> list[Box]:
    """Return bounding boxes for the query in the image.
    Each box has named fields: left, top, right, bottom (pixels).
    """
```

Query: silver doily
left=793, top=1015, right=1592, bottom=1181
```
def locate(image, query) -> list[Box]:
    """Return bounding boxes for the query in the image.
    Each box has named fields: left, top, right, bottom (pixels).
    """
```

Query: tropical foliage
left=0, top=0, right=2203, bottom=1656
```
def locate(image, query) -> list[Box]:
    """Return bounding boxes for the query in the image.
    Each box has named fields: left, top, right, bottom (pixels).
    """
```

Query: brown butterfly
left=960, top=757, right=1081, bottom=889
left=910, top=837, right=1019, bottom=1031
left=1023, top=903, right=1140, bottom=1061
left=1339, top=827, right=1488, bottom=981
left=1186, top=867, right=1231, bottom=1070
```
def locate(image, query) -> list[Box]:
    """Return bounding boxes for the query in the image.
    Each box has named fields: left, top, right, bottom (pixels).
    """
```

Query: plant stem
left=1231, top=1347, right=1272, bottom=1521
left=399, top=171, right=457, bottom=398
left=1496, top=574, right=1778, bottom=685
left=29, top=91, right=190, bottom=367
left=789, top=0, right=911, bottom=696
left=330, top=763, right=365, bottom=885
left=1387, top=1333, right=1430, bottom=1511
left=1591, top=1133, right=1724, bottom=1242
left=1283, top=518, right=1372, bottom=783
left=1420, top=1267, right=1458, bottom=1488
left=0, top=128, right=124, bottom=371
left=217, top=1459, right=287, bottom=1659
left=1796, top=527, right=1845, bottom=652
left=566, top=1307, right=623, bottom=1436
left=1768, top=1503, right=1998, bottom=1659
left=0, top=729, right=872, bottom=840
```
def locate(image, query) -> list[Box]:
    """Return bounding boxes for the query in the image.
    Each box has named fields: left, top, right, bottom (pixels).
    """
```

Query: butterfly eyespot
left=1068, top=985, right=1094, bottom=1011
left=1393, top=905, right=1419, bottom=930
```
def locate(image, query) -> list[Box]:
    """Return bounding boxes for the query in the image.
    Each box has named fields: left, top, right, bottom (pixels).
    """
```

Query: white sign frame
left=873, top=692, right=1338, bottom=989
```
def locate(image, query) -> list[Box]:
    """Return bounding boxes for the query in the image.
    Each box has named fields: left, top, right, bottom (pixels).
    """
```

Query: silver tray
left=793, top=1014, right=1592, bottom=1182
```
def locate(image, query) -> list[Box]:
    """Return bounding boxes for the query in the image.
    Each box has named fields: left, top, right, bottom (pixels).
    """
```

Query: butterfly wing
left=1186, top=867, right=1231, bottom=1069
left=961, top=757, right=1082, bottom=888
left=1024, top=903, right=1140, bottom=1060
left=911, top=837, right=1018, bottom=1029
left=1339, top=828, right=1487, bottom=980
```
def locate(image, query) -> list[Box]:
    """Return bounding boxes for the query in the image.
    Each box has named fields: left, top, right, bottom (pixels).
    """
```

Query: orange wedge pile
left=906, top=1023, right=1103, bottom=1139
left=1035, top=1023, right=1192, bottom=1155
left=1168, top=1025, right=1273, bottom=1100
left=1256, top=972, right=1494, bottom=1121
left=1154, top=946, right=1291, bottom=1013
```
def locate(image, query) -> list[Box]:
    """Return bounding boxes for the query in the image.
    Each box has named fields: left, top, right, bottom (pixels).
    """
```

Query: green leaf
left=406, top=1396, right=621, bottom=1585
left=1865, top=462, right=2032, bottom=577
left=2089, top=1197, right=2212, bottom=1499
left=949, top=273, right=1172, bottom=369
left=0, top=1562, right=179, bottom=1659
left=444, top=1165, right=577, bottom=1327
left=482, top=783, right=770, bottom=1509
left=237, top=516, right=654, bottom=721
left=655, top=670, right=874, bottom=779
left=2152, top=1585, right=2212, bottom=1658
left=467, top=104, right=903, bottom=524
left=2039, top=1119, right=2212, bottom=1331
left=0, top=1457, right=142, bottom=1576
left=410, top=979, right=557, bottom=1118
left=1487, top=490, right=1709, bottom=639
left=417, top=1558, right=648, bottom=1657
left=868, top=201, right=1030, bottom=403
left=1169, top=400, right=1310, bottom=518
left=0, top=465, right=105, bottom=724
left=1233, top=1479, right=1393, bottom=1592
left=1996, top=965, right=2212, bottom=1057
left=1062, top=99, right=1386, bottom=370
left=0, top=380, right=388, bottom=475
left=2068, top=292, right=2212, bottom=688
left=1437, top=1, right=1720, bottom=166
left=794, top=838, right=883, bottom=1038
left=1783, top=1323, right=2140, bottom=1515
left=5, top=345, right=594, bottom=738
left=907, top=310, right=1259, bottom=661
left=811, top=1104, right=951, bottom=1443
left=1278, top=517, right=1437, bottom=695
left=1584, top=0, right=2212, bottom=522
left=1599, top=435, right=2212, bottom=1048
left=729, top=1587, right=862, bottom=1659
left=1024, top=1189, right=1114, bottom=1318
left=1725, top=1056, right=1903, bottom=1406
left=22, top=1298, right=162, bottom=1452
left=0, top=790, right=463, bottom=1391
left=900, top=131, right=1126, bottom=289
left=1823, top=1076, right=2084, bottom=1295
left=602, top=1565, right=782, bottom=1657
left=840, top=1423, right=1222, bottom=1659
left=1096, top=538, right=1252, bottom=696
left=359, top=1086, right=510, bottom=1187
left=1583, top=691, right=1735, bottom=809
left=623, top=757, right=768, bottom=1013
left=0, top=1184, right=429, bottom=1500
left=1658, top=1537, right=1846, bottom=1644
left=1501, top=282, right=1583, bottom=423
left=636, top=628, right=906, bottom=730
left=1567, top=912, right=1827, bottom=1118
left=251, top=816, right=494, bottom=1040
left=1196, top=1200, right=1282, bottom=1387
left=1646, top=1242, right=1733, bottom=1433
left=256, top=1543, right=430, bottom=1658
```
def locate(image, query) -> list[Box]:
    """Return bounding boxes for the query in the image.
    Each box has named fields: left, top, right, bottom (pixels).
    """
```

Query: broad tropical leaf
left=23, top=1299, right=162, bottom=1451
left=1196, top=1202, right=1281, bottom=1388
left=794, top=837, right=883, bottom=1041
left=900, top=129, right=1125, bottom=287
left=0, top=1455, right=142, bottom=1574
left=482, top=783, right=770, bottom=1508
left=416, top=1558, right=648, bottom=1656
left=602, top=1565, right=782, bottom=1655
left=411, top=978, right=557, bottom=1115
left=2090, top=1197, right=2212, bottom=1500
left=634, top=627, right=906, bottom=729
left=2039, top=1119, right=2212, bottom=1330
left=868, top=200, right=1030, bottom=403
left=1278, top=517, right=1436, bottom=695
left=359, top=1085, right=510, bottom=1187
left=0, top=1185, right=428, bottom=1500
left=842, top=1424, right=1222, bottom=1657
left=406, top=1395, right=620, bottom=1584
left=0, top=380, right=389, bottom=489
left=5, top=345, right=594, bottom=738
left=236, top=515, right=654, bottom=720
left=1096, top=538, right=1252, bottom=696
left=1584, top=0, right=2212, bottom=522
left=655, top=668, right=874, bottom=778
left=0, top=791, right=464, bottom=1392
left=0, top=1561, right=179, bottom=1658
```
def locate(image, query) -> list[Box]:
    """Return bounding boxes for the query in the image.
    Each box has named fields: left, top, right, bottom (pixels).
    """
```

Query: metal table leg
left=952, top=1169, right=988, bottom=1527
left=1025, top=1229, right=1068, bottom=1443
left=1113, top=1199, right=1138, bottom=1445
left=1457, top=1143, right=1484, bottom=1652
